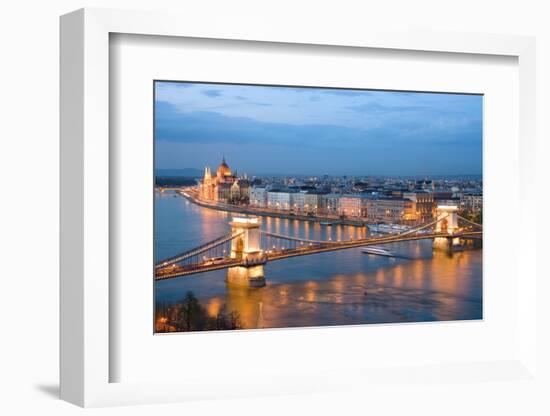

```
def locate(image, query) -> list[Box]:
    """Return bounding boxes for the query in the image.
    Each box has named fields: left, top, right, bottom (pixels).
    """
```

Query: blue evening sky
left=154, top=81, right=482, bottom=177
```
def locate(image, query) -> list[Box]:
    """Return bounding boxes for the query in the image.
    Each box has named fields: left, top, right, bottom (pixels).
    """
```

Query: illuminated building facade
left=460, top=192, right=483, bottom=213
left=338, top=195, right=368, bottom=217
left=199, top=157, right=249, bottom=203
left=267, top=190, right=294, bottom=210
left=365, top=198, right=416, bottom=222
left=320, top=194, right=341, bottom=215
left=403, top=191, right=435, bottom=221
left=250, top=187, right=268, bottom=207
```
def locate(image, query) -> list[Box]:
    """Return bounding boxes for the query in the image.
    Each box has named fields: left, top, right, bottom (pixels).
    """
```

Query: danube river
left=155, top=191, right=482, bottom=330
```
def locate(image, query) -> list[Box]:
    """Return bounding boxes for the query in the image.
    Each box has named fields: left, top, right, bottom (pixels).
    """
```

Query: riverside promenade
left=177, top=188, right=371, bottom=228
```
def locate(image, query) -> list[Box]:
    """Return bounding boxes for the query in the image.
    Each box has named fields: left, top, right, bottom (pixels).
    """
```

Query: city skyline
left=155, top=81, right=483, bottom=177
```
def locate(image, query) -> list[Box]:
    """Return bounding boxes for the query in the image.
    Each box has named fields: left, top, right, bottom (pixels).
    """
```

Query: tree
left=458, top=209, right=483, bottom=226
left=177, top=291, right=207, bottom=331
left=210, top=305, right=242, bottom=330
left=472, top=210, right=483, bottom=225
left=227, top=310, right=242, bottom=330
left=172, top=292, right=243, bottom=331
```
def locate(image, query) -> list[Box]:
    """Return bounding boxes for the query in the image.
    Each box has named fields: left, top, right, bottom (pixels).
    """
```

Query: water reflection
left=155, top=192, right=482, bottom=329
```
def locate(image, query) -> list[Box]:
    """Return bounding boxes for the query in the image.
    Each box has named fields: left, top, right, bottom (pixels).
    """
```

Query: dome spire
left=216, top=156, right=232, bottom=178
left=204, top=166, right=211, bottom=180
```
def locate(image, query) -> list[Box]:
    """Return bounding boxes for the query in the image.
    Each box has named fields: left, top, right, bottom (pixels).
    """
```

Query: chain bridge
left=155, top=205, right=482, bottom=287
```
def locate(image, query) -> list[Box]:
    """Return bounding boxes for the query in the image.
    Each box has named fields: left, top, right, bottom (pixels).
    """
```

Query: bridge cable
left=155, top=231, right=243, bottom=268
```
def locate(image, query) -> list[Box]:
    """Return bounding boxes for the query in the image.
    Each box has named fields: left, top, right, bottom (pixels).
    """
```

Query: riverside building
left=267, top=190, right=295, bottom=210
left=403, top=191, right=435, bottom=221
left=365, top=197, right=417, bottom=222
left=250, top=187, right=268, bottom=208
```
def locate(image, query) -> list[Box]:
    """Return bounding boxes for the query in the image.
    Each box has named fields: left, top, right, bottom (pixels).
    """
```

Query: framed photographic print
left=60, top=8, right=538, bottom=408
left=153, top=81, right=484, bottom=333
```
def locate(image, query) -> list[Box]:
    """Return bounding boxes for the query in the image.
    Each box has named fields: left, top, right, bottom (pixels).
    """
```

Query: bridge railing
left=155, top=231, right=243, bottom=269
left=259, top=230, right=333, bottom=245
left=155, top=213, right=483, bottom=277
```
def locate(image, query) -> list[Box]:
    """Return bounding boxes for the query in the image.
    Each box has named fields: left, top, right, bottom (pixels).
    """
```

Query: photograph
left=153, top=81, right=483, bottom=333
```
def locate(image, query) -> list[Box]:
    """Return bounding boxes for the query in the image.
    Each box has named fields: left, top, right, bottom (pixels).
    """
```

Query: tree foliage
left=458, top=209, right=483, bottom=225
left=158, top=291, right=243, bottom=332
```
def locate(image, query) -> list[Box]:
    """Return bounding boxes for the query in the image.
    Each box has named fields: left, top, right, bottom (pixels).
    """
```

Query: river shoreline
left=176, top=188, right=373, bottom=228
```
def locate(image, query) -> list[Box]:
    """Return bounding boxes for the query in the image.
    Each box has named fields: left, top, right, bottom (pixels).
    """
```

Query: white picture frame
left=60, top=8, right=538, bottom=407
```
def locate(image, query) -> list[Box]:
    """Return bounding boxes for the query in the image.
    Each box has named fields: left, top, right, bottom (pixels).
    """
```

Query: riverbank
left=178, top=189, right=372, bottom=228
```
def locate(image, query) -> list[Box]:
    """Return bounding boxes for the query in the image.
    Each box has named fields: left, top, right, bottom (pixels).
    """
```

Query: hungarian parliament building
left=199, top=157, right=250, bottom=204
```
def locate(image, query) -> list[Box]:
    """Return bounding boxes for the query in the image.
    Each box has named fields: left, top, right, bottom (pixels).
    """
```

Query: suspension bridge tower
left=433, top=205, right=460, bottom=251
left=227, top=216, right=266, bottom=287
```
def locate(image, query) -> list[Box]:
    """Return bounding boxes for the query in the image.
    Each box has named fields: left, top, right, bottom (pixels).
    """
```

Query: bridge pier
left=227, top=216, right=266, bottom=288
left=433, top=236, right=460, bottom=253
left=433, top=205, right=460, bottom=253
left=227, top=264, right=265, bottom=287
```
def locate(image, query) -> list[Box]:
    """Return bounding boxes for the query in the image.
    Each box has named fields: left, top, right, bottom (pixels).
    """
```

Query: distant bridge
left=156, top=186, right=186, bottom=192
left=155, top=207, right=482, bottom=286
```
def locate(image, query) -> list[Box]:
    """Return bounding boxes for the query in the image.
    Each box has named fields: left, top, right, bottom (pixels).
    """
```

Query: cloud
left=319, top=89, right=375, bottom=97
left=155, top=102, right=366, bottom=148
left=154, top=82, right=483, bottom=175
left=201, top=89, right=222, bottom=98
left=155, top=100, right=481, bottom=148
left=157, top=82, right=480, bottom=130
left=346, top=102, right=427, bottom=114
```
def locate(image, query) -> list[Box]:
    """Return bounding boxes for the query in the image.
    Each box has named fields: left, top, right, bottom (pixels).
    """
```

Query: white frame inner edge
left=60, top=7, right=537, bottom=407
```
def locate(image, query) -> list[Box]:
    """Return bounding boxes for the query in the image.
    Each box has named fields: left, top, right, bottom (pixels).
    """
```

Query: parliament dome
left=216, top=157, right=232, bottom=177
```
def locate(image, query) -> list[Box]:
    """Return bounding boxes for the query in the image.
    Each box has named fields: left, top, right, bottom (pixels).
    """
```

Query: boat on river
left=361, top=246, right=398, bottom=257
left=368, top=223, right=410, bottom=234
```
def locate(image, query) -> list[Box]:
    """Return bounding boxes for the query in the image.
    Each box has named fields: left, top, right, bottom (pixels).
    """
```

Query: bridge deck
left=155, top=231, right=482, bottom=280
